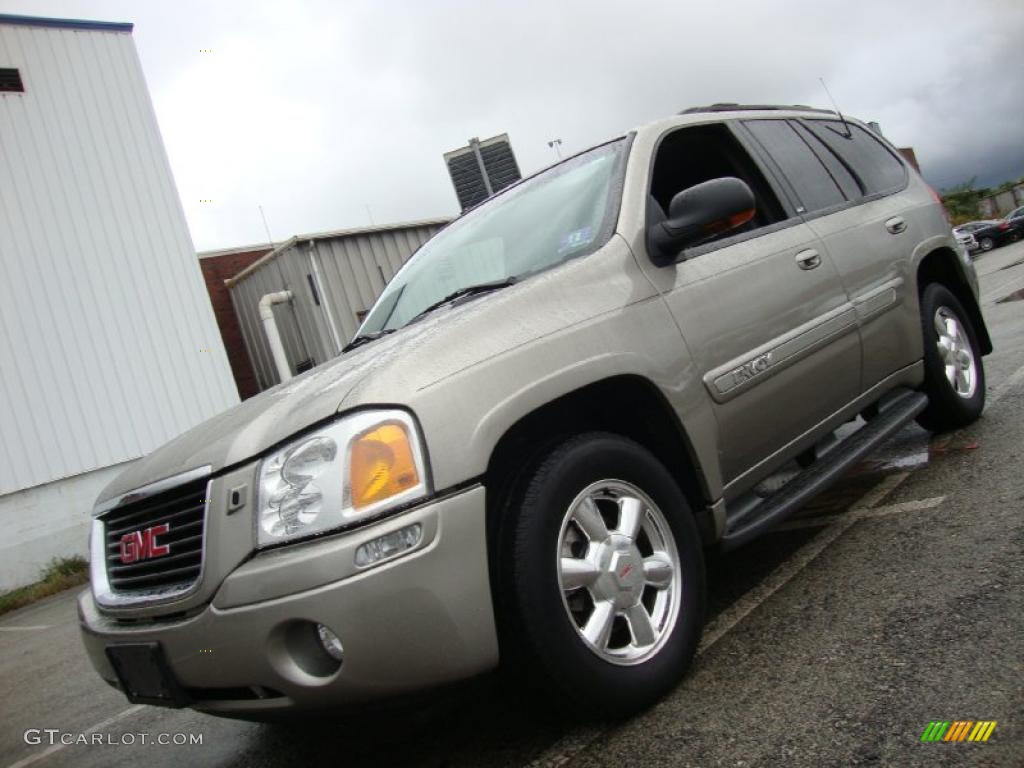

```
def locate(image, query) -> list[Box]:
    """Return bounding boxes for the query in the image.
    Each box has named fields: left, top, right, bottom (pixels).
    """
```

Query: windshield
left=358, top=138, right=629, bottom=335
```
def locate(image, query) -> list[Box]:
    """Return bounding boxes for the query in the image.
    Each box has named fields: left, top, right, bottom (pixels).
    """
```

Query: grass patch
left=0, top=555, right=89, bottom=617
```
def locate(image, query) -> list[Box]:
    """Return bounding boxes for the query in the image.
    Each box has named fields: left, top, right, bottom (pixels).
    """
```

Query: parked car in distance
left=1005, top=204, right=1024, bottom=228
left=80, top=104, right=992, bottom=721
left=954, top=219, right=1021, bottom=252
left=954, top=228, right=979, bottom=255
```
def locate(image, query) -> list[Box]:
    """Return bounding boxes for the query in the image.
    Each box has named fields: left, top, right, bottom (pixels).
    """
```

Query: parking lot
left=2, top=241, right=1023, bottom=768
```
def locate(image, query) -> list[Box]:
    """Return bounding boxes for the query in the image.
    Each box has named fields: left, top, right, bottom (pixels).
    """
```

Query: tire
left=916, top=283, right=986, bottom=432
left=498, top=432, right=705, bottom=718
left=979, top=236, right=995, bottom=252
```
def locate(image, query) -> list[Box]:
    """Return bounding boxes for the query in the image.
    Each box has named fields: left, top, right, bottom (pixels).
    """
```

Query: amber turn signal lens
left=349, top=422, right=419, bottom=510
left=702, top=208, right=755, bottom=235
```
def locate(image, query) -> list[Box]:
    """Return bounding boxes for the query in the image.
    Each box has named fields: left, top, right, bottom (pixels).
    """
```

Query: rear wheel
left=498, top=433, right=705, bottom=718
left=916, top=283, right=985, bottom=432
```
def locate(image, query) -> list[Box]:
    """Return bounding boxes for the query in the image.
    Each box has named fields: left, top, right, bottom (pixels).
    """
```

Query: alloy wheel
left=556, top=480, right=682, bottom=665
left=934, top=307, right=977, bottom=399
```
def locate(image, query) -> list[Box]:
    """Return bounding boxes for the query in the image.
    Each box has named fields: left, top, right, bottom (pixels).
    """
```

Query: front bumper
left=79, top=485, right=498, bottom=715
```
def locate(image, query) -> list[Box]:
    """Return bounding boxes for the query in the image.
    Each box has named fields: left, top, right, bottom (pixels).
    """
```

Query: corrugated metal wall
left=229, top=253, right=315, bottom=387
left=228, top=221, right=446, bottom=391
left=0, top=20, right=239, bottom=495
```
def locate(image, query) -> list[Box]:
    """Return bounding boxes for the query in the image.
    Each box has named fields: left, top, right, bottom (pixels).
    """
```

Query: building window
left=0, top=68, right=24, bottom=92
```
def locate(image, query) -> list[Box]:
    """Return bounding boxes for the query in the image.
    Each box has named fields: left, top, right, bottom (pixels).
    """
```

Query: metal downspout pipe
left=258, top=290, right=294, bottom=383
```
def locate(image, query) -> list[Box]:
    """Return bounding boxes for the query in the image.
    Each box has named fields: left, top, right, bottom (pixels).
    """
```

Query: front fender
left=409, top=295, right=724, bottom=501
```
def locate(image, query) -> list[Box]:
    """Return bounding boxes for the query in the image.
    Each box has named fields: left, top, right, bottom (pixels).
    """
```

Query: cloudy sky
left=4, top=0, right=1023, bottom=251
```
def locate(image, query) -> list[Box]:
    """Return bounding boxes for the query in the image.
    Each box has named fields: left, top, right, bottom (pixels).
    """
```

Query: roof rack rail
left=679, top=103, right=836, bottom=115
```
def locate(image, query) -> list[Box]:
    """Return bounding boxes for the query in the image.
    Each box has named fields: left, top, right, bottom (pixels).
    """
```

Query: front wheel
left=499, top=433, right=705, bottom=718
left=916, top=283, right=986, bottom=432
left=979, top=236, right=995, bottom=252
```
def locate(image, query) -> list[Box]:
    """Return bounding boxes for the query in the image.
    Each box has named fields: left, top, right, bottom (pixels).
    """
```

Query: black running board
left=720, top=389, right=928, bottom=552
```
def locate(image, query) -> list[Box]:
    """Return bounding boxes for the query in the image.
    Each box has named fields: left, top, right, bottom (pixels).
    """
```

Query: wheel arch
left=915, top=247, right=993, bottom=355
left=483, top=374, right=717, bottom=559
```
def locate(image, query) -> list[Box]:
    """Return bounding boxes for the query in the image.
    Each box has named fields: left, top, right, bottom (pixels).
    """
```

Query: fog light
left=316, top=624, right=344, bottom=662
left=354, top=523, right=423, bottom=567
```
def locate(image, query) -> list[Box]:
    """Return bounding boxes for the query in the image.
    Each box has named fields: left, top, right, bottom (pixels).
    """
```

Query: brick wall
left=198, top=248, right=271, bottom=399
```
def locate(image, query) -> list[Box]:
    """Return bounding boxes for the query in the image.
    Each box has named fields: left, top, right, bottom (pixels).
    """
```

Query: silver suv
left=80, top=104, right=990, bottom=719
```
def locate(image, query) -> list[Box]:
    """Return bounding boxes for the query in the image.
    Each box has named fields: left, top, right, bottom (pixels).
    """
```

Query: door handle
left=795, top=249, right=821, bottom=270
left=885, top=216, right=907, bottom=234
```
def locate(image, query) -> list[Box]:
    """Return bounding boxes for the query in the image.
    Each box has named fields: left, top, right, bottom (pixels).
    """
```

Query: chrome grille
left=102, top=477, right=208, bottom=595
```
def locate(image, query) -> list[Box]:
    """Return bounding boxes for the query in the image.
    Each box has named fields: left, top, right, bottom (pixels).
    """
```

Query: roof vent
left=444, top=134, right=522, bottom=212
left=0, top=68, right=24, bottom=92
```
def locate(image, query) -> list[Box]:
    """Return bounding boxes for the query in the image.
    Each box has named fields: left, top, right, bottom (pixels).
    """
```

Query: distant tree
left=940, top=178, right=986, bottom=224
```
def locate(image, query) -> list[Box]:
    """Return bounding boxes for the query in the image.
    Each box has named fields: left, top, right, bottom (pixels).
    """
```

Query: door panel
left=645, top=221, right=860, bottom=486
left=794, top=120, right=921, bottom=389
left=802, top=195, right=918, bottom=390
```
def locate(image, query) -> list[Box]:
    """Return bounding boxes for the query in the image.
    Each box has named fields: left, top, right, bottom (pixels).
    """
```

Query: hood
left=95, top=338, right=377, bottom=503
left=94, top=298, right=502, bottom=505
left=97, top=236, right=643, bottom=505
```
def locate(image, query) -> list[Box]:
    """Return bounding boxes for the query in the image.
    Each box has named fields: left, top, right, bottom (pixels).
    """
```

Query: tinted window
left=804, top=121, right=906, bottom=195
left=744, top=119, right=846, bottom=214
left=791, top=122, right=862, bottom=199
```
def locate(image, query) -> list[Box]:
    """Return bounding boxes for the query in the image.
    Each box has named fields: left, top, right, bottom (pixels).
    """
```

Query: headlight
left=257, top=409, right=429, bottom=547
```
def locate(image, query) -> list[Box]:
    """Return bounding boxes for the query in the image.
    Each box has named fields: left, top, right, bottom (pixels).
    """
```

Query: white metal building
left=0, top=14, right=239, bottom=590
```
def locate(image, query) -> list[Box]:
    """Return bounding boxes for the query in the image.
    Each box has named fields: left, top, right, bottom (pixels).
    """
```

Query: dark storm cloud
left=5, top=0, right=1023, bottom=247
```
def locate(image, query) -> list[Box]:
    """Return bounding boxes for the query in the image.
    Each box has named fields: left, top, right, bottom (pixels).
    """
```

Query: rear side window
left=803, top=121, right=906, bottom=196
left=790, top=122, right=862, bottom=199
left=744, top=119, right=846, bottom=214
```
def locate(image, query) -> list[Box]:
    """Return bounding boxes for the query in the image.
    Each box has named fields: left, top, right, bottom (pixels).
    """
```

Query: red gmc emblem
left=119, top=523, right=171, bottom=564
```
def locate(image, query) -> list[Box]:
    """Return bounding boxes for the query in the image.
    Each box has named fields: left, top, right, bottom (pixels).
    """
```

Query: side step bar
left=720, top=389, right=928, bottom=552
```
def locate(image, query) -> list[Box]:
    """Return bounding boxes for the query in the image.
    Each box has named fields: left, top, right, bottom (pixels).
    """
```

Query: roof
left=198, top=242, right=282, bottom=260
left=289, top=217, right=451, bottom=244
left=680, top=103, right=836, bottom=115
left=0, top=13, right=133, bottom=32
left=223, top=217, right=451, bottom=288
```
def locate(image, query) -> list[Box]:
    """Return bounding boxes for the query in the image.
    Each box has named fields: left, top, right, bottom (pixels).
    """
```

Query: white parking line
left=698, top=472, right=912, bottom=653
left=989, top=270, right=1024, bottom=301
left=4, top=706, right=145, bottom=768
left=863, top=496, right=946, bottom=518
left=0, top=626, right=51, bottom=632
left=850, top=471, right=910, bottom=512
left=529, top=471, right=916, bottom=768
left=777, top=496, right=946, bottom=530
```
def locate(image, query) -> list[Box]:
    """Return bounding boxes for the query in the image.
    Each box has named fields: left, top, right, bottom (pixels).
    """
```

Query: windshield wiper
left=407, top=277, right=518, bottom=326
left=342, top=328, right=396, bottom=353
left=343, top=278, right=516, bottom=352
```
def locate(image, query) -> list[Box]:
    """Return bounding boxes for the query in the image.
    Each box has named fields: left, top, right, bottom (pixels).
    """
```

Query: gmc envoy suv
left=80, top=104, right=990, bottom=719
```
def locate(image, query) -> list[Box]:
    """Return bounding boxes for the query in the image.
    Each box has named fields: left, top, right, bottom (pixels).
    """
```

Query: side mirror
left=647, top=177, right=756, bottom=265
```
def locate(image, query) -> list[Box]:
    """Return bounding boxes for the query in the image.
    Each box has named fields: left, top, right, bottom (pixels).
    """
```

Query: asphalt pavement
left=2, top=241, right=1023, bottom=768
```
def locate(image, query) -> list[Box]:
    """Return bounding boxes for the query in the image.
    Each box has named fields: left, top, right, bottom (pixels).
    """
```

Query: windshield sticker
left=559, top=226, right=594, bottom=254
